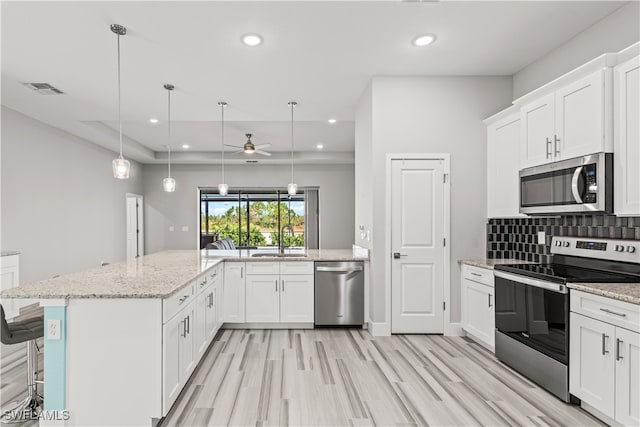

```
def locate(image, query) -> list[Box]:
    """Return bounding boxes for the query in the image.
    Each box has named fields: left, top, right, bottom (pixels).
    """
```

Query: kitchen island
left=1, top=248, right=368, bottom=426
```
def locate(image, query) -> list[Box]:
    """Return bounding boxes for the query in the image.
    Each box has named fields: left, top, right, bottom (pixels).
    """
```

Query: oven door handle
left=494, top=270, right=568, bottom=294
left=571, top=166, right=584, bottom=204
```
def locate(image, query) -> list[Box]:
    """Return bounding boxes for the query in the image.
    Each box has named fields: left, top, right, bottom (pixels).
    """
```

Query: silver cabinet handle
left=182, top=318, right=187, bottom=338
left=282, top=280, right=285, bottom=292
left=602, top=334, right=609, bottom=355
left=600, top=308, right=627, bottom=317
left=488, top=294, right=492, bottom=308
left=186, top=315, right=190, bottom=335
left=546, top=137, right=552, bottom=159
left=616, top=339, right=623, bottom=361
left=471, top=272, right=482, bottom=277
left=554, top=134, right=560, bottom=157
left=179, top=295, right=189, bottom=304
left=241, top=267, right=244, bottom=279
left=275, top=279, right=278, bottom=292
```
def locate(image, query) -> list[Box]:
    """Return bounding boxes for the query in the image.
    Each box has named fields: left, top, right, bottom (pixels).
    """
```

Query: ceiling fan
left=225, top=133, right=272, bottom=156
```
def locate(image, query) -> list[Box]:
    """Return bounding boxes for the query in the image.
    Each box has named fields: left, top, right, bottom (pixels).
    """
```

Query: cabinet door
left=246, top=275, right=280, bottom=323
left=615, top=327, right=640, bottom=426
left=195, top=289, right=210, bottom=359
left=180, top=305, right=196, bottom=383
left=520, top=93, right=555, bottom=168
left=555, top=70, right=607, bottom=160
left=0, top=267, right=17, bottom=317
left=223, top=263, right=245, bottom=322
left=280, top=275, right=314, bottom=323
left=614, top=56, right=640, bottom=215
left=487, top=114, right=521, bottom=218
left=207, top=289, right=218, bottom=341
left=462, top=278, right=494, bottom=348
left=162, top=313, right=183, bottom=413
left=569, top=313, right=616, bottom=418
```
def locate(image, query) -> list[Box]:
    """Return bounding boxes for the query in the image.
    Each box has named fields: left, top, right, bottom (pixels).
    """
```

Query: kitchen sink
left=251, top=253, right=308, bottom=258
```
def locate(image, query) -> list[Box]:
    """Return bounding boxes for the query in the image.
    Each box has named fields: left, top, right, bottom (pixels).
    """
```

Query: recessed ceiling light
left=149, top=118, right=159, bottom=124
left=317, top=144, right=324, bottom=150
left=182, top=144, right=189, bottom=149
left=241, top=33, right=263, bottom=46
left=412, top=34, right=437, bottom=47
left=327, top=118, right=337, bottom=124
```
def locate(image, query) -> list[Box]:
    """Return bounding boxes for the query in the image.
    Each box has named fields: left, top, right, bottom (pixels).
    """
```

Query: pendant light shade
left=287, top=101, right=297, bottom=195
left=110, top=24, right=130, bottom=179
left=163, top=84, right=176, bottom=192
left=218, top=101, right=228, bottom=195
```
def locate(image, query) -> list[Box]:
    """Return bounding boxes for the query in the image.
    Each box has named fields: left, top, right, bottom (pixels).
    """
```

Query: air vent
left=22, top=82, right=64, bottom=95
left=246, top=160, right=259, bottom=164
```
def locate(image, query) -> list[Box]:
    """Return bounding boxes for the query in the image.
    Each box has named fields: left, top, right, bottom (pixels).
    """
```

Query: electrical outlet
left=181, top=226, right=189, bottom=232
left=537, top=231, right=546, bottom=245
left=47, top=319, right=61, bottom=340
left=169, top=226, right=175, bottom=232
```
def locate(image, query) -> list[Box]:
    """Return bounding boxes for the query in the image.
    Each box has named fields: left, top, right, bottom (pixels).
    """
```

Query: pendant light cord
left=117, top=33, right=123, bottom=159
left=167, top=88, right=171, bottom=178
left=221, top=104, right=225, bottom=183
left=290, top=103, right=294, bottom=184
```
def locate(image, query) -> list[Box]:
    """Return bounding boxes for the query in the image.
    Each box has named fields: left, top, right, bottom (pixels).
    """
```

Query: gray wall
left=354, top=83, right=373, bottom=250
left=143, top=163, right=355, bottom=254
left=513, top=2, right=640, bottom=99
left=0, top=107, right=143, bottom=284
left=356, top=76, right=513, bottom=325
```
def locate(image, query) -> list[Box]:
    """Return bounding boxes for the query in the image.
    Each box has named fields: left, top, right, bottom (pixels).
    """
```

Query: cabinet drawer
left=163, top=282, right=195, bottom=323
left=207, top=264, right=221, bottom=287
left=571, top=290, right=639, bottom=333
left=195, top=273, right=210, bottom=295
left=462, top=265, right=494, bottom=287
left=280, top=262, right=314, bottom=275
left=246, top=262, right=279, bottom=275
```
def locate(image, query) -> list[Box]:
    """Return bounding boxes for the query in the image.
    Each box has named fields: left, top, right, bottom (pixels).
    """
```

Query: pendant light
left=110, top=24, right=131, bottom=179
left=287, top=101, right=298, bottom=195
left=163, top=84, right=176, bottom=192
left=217, top=101, right=229, bottom=196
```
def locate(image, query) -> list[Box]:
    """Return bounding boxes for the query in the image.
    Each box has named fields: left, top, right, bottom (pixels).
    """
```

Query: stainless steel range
left=493, top=237, right=640, bottom=402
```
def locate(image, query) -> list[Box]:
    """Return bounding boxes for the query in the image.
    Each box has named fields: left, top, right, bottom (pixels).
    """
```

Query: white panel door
left=569, top=313, right=616, bottom=418
left=614, top=56, right=640, bottom=215
left=615, top=327, right=640, bottom=427
left=391, top=159, right=445, bottom=334
left=246, top=275, right=280, bottom=323
left=280, top=275, right=314, bottom=323
left=487, top=114, right=521, bottom=217
left=223, top=263, right=245, bottom=322
left=520, top=93, right=555, bottom=168
left=555, top=70, right=606, bottom=160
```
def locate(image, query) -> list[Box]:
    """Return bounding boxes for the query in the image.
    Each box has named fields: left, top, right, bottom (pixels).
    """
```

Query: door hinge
left=443, top=173, right=448, bottom=183
left=443, top=301, right=446, bottom=311
left=443, top=237, right=446, bottom=247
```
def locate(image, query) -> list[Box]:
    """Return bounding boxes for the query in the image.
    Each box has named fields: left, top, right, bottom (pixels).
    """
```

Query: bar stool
left=0, top=305, right=44, bottom=422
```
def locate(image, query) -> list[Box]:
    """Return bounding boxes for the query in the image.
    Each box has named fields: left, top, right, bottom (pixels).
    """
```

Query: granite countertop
left=1, top=249, right=368, bottom=299
left=458, top=259, right=533, bottom=270
left=1, top=251, right=20, bottom=257
left=568, top=283, right=640, bottom=305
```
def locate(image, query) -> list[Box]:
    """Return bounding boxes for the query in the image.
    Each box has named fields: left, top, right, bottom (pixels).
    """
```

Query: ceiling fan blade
left=255, top=150, right=272, bottom=157
left=254, top=143, right=272, bottom=149
left=224, top=144, right=243, bottom=149
left=229, top=149, right=244, bottom=155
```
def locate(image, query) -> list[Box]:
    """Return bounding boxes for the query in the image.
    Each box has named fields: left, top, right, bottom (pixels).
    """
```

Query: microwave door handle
left=571, top=166, right=584, bottom=204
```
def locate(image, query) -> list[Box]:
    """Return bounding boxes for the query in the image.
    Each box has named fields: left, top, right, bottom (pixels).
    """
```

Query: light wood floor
left=161, top=329, right=604, bottom=427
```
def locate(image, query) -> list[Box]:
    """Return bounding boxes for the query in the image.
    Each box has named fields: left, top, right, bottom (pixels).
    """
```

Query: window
left=199, top=190, right=308, bottom=249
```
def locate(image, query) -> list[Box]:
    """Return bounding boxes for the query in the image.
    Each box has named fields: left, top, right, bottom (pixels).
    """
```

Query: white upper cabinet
left=486, top=108, right=522, bottom=218
left=519, top=68, right=613, bottom=169
left=614, top=55, right=640, bottom=216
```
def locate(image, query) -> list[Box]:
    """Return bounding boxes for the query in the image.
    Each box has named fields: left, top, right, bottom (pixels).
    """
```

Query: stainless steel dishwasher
left=314, top=261, right=364, bottom=326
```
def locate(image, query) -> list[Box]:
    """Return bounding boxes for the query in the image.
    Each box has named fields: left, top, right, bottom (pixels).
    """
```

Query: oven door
left=519, top=152, right=611, bottom=214
left=494, top=271, right=569, bottom=364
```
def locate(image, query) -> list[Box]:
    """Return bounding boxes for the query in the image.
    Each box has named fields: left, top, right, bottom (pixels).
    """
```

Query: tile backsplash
left=487, top=215, right=640, bottom=264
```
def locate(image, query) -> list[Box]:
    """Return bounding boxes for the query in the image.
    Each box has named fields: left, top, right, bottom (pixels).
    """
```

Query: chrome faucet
left=280, top=224, right=294, bottom=253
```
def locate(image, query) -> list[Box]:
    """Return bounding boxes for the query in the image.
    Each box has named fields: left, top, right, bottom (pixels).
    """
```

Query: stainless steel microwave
left=519, top=152, right=612, bottom=215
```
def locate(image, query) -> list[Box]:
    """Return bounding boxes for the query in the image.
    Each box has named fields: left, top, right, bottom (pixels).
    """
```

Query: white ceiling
left=1, top=1, right=627, bottom=164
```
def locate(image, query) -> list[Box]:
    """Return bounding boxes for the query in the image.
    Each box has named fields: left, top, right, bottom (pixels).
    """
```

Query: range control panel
left=552, top=237, right=639, bottom=263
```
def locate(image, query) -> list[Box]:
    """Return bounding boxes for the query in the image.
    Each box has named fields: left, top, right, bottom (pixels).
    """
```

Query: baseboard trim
left=368, top=321, right=391, bottom=336
left=580, top=402, right=615, bottom=426
left=222, top=322, right=314, bottom=329
left=445, top=322, right=464, bottom=336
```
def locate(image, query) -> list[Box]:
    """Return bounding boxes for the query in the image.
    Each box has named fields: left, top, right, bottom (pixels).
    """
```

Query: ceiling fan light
left=112, top=157, right=130, bottom=179
left=287, top=183, right=298, bottom=196
left=163, top=177, right=176, bottom=192
left=218, top=183, right=229, bottom=196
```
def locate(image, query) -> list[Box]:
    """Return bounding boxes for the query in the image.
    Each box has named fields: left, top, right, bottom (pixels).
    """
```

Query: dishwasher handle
left=316, top=266, right=363, bottom=273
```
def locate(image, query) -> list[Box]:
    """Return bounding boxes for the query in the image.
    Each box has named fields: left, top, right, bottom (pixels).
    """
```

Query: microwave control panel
left=583, top=164, right=597, bottom=204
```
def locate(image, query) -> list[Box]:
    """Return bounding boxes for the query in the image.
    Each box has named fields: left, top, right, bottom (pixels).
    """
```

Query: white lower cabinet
left=461, top=264, right=495, bottom=350
left=0, top=254, right=20, bottom=318
left=246, top=275, right=280, bottom=322
left=223, top=263, right=246, bottom=322
left=195, top=283, right=218, bottom=359
left=163, top=301, right=194, bottom=412
left=280, top=274, right=314, bottom=323
left=570, top=290, right=640, bottom=426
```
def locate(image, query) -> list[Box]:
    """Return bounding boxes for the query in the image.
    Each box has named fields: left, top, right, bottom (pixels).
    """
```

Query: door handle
left=393, top=253, right=408, bottom=259
left=571, top=166, right=584, bottom=204
left=546, top=137, right=552, bottom=159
